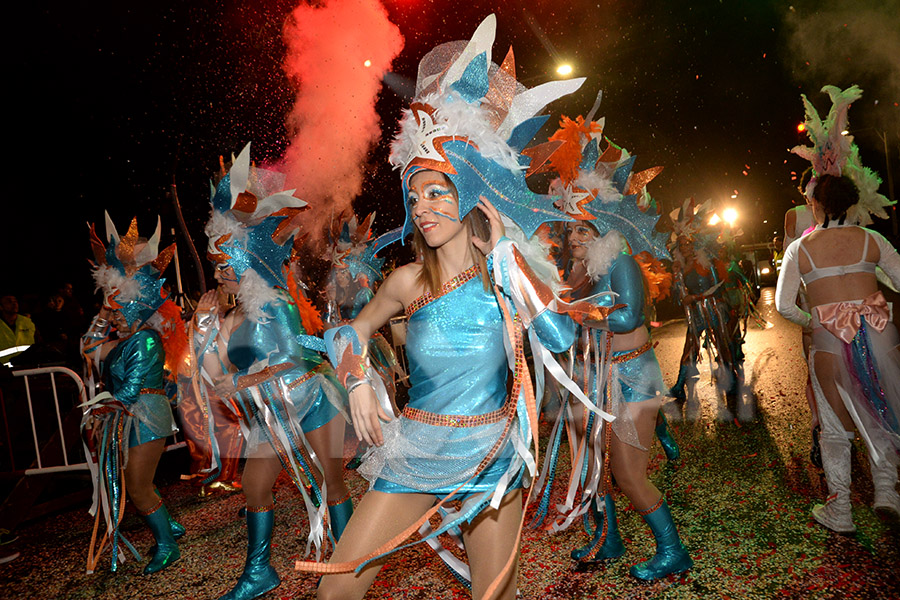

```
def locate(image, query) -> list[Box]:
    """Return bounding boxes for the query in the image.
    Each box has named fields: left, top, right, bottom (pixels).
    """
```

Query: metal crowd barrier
left=2, top=367, right=184, bottom=477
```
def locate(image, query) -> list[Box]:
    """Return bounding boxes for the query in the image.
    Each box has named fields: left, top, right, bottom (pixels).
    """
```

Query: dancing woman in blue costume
left=531, top=112, right=691, bottom=580
left=193, top=145, right=351, bottom=600
left=81, top=214, right=183, bottom=575
left=305, top=15, right=608, bottom=600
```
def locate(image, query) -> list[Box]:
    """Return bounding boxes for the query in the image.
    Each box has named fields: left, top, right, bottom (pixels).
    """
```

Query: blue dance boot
left=655, top=412, right=680, bottom=462
left=141, top=501, right=180, bottom=574
left=328, top=496, right=353, bottom=543
left=630, top=499, right=692, bottom=581
left=219, top=506, right=280, bottom=600
left=571, top=495, right=625, bottom=562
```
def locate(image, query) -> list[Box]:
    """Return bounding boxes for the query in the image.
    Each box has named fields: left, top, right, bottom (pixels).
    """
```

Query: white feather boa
left=584, top=231, right=626, bottom=281
left=204, top=210, right=248, bottom=253
left=236, top=268, right=282, bottom=324
left=92, top=265, right=141, bottom=303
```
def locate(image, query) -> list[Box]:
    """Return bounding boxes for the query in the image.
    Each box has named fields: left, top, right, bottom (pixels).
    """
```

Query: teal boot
left=219, top=506, right=280, bottom=600
left=655, top=412, right=681, bottom=462
left=328, top=497, right=353, bottom=542
left=141, top=501, right=180, bottom=574
left=571, top=495, right=626, bottom=562
left=630, top=500, right=692, bottom=581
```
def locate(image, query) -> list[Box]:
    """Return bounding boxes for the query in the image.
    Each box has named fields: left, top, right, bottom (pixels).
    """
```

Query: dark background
left=7, top=0, right=898, bottom=310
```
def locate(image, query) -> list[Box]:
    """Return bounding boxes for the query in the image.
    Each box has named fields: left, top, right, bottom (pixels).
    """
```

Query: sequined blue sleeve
left=531, top=309, right=576, bottom=353
left=117, top=331, right=165, bottom=405
left=600, top=254, right=645, bottom=333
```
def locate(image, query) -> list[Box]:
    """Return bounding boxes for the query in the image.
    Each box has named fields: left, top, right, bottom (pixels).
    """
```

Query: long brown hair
left=412, top=201, right=492, bottom=296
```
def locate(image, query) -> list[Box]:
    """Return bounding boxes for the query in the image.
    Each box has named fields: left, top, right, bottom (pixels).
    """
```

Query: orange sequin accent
left=611, top=340, right=653, bottom=364
left=405, top=265, right=480, bottom=317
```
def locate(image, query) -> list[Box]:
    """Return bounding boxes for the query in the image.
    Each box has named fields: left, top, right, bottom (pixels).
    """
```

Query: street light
left=556, top=64, right=573, bottom=77
left=722, top=207, right=738, bottom=226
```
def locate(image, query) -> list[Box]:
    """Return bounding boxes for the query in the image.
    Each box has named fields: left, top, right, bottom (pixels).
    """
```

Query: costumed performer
left=304, top=15, right=613, bottom=600
left=193, top=145, right=351, bottom=600
left=668, top=199, right=740, bottom=403
left=325, top=212, right=403, bottom=470
left=776, top=85, right=899, bottom=533
left=529, top=109, right=691, bottom=580
left=81, top=213, right=185, bottom=574
left=178, top=285, right=244, bottom=495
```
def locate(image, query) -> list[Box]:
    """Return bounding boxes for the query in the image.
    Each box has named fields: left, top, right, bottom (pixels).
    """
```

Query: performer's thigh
left=318, top=491, right=436, bottom=600
left=809, top=346, right=855, bottom=432
left=462, top=488, right=522, bottom=600
left=242, top=444, right=283, bottom=506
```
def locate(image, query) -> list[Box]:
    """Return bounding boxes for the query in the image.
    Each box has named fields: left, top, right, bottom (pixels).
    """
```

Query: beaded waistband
left=139, top=388, right=167, bottom=396
left=402, top=402, right=509, bottom=428
left=286, top=367, right=320, bottom=391
left=611, top=340, right=653, bottom=364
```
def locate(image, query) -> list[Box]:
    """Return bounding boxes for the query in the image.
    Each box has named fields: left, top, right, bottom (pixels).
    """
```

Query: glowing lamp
left=797, top=123, right=806, bottom=133
left=556, top=64, right=573, bottom=76
left=363, top=59, right=372, bottom=68
left=722, top=207, right=738, bottom=226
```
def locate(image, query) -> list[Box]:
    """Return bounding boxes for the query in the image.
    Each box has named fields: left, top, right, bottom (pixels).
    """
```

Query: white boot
left=869, top=447, right=900, bottom=519
left=813, top=430, right=856, bottom=533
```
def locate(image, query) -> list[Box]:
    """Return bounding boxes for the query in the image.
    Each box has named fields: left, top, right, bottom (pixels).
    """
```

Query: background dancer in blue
left=81, top=214, right=184, bottom=575
left=193, top=145, right=350, bottom=600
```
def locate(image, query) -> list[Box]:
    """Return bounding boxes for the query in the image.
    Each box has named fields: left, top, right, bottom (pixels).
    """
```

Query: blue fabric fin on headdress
left=451, top=51, right=490, bottom=104
left=583, top=194, right=670, bottom=261
left=507, top=116, right=550, bottom=151
left=372, top=227, right=406, bottom=255
left=579, top=138, right=599, bottom=171
left=612, top=156, right=636, bottom=193
left=443, top=141, right=571, bottom=238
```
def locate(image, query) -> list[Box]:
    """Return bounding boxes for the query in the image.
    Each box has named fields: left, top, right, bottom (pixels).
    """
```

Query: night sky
left=8, top=0, right=899, bottom=304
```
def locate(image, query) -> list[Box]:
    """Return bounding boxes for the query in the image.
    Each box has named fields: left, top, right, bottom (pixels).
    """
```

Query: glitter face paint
left=408, top=176, right=460, bottom=224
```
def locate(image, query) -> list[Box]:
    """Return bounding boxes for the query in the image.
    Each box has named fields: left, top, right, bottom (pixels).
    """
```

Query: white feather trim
left=390, top=90, right=522, bottom=173
left=205, top=210, right=248, bottom=253
left=573, top=170, right=622, bottom=204
left=237, top=268, right=282, bottom=324
left=584, top=231, right=626, bottom=281
left=92, top=265, right=141, bottom=303
left=500, top=216, right=561, bottom=294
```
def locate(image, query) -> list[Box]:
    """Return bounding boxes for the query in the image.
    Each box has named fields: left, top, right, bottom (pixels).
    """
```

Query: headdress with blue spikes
left=89, top=213, right=176, bottom=328
left=388, top=14, right=585, bottom=242
left=329, top=212, right=386, bottom=284
left=205, top=143, right=308, bottom=290
left=546, top=98, right=670, bottom=262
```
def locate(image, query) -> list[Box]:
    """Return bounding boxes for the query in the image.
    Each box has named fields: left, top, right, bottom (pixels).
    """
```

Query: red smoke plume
left=280, top=0, right=404, bottom=249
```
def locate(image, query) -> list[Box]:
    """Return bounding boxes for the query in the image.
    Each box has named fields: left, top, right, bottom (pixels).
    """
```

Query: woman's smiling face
left=407, top=171, right=464, bottom=248
left=566, top=222, right=597, bottom=261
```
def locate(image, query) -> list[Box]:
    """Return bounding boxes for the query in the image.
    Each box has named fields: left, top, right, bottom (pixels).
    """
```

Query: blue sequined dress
left=101, top=329, right=177, bottom=447
left=225, top=293, right=345, bottom=454
left=360, top=265, right=575, bottom=500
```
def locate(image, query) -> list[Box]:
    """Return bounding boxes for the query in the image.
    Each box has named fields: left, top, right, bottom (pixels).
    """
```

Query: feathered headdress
left=388, top=14, right=585, bottom=242
left=206, top=143, right=312, bottom=323
left=545, top=95, right=670, bottom=270
left=89, top=213, right=176, bottom=328
left=791, top=85, right=894, bottom=226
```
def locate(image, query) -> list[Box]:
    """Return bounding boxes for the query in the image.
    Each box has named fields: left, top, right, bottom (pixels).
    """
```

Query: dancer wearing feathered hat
left=528, top=103, right=691, bottom=580
left=300, top=15, right=621, bottom=600
left=776, top=85, right=900, bottom=532
left=191, top=144, right=351, bottom=600
left=667, top=198, right=742, bottom=403
left=81, top=214, right=185, bottom=575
